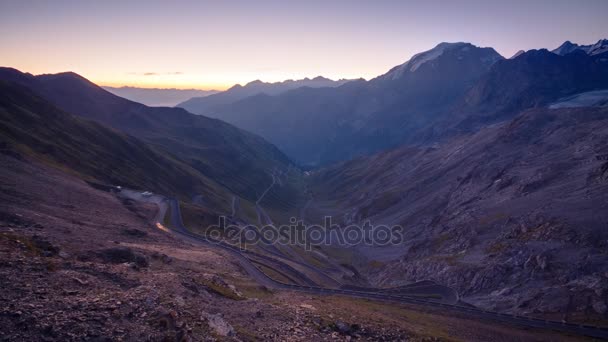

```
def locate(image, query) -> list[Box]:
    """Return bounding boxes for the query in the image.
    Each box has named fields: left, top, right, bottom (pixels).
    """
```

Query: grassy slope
left=0, top=81, right=231, bottom=211
left=0, top=67, right=303, bottom=214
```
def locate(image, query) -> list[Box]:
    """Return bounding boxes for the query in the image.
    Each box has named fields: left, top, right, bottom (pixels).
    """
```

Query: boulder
left=204, top=313, right=235, bottom=337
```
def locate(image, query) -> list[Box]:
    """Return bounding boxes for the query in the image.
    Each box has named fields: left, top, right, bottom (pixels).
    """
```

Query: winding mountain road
left=120, top=189, right=608, bottom=339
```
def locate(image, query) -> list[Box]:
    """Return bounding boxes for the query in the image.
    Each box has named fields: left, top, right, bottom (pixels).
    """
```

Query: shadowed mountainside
left=177, top=76, right=353, bottom=117
left=178, top=43, right=608, bottom=168
left=444, top=48, right=608, bottom=136
left=309, top=105, right=608, bottom=317
left=0, top=81, right=232, bottom=209
left=180, top=43, right=503, bottom=166
left=0, top=67, right=301, bottom=210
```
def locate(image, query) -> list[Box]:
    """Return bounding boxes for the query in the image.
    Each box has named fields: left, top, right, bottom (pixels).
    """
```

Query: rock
left=536, top=254, right=549, bottom=270
left=96, top=247, right=148, bottom=268
left=160, top=254, right=173, bottom=264
left=299, top=304, right=316, bottom=311
left=31, top=235, right=60, bottom=257
left=592, top=299, right=607, bottom=315
left=126, top=262, right=140, bottom=271
left=41, top=324, right=57, bottom=338
left=200, top=274, right=244, bottom=300
left=151, top=252, right=173, bottom=264
left=149, top=309, right=177, bottom=331
left=334, top=320, right=351, bottom=334
left=174, top=296, right=186, bottom=307
left=227, top=285, right=242, bottom=297
left=72, top=277, right=88, bottom=285
left=121, top=228, right=147, bottom=237
left=58, top=251, right=70, bottom=259
left=204, top=313, right=235, bottom=337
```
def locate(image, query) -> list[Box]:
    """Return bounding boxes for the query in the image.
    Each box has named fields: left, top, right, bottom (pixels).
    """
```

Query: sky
left=1, top=0, right=607, bottom=90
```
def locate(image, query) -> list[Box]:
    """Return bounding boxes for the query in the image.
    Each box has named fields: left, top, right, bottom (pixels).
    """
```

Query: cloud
left=127, top=72, right=184, bottom=76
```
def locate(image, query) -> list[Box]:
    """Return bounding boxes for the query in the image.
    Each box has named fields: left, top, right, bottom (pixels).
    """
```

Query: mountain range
left=102, top=86, right=218, bottom=107
left=179, top=41, right=608, bottom=166
left=552, top=38, right=608, bottom=56
left=1, top=38, right=608, bottom=332
left=177, top=76, right=354, bottom=118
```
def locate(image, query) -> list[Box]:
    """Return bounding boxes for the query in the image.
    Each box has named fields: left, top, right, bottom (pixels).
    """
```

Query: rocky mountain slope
left=447, top=48, right=608, bottom=135
left=309, top=104, right=608, bottom=318
left=1, top=146, right=578, bottom=341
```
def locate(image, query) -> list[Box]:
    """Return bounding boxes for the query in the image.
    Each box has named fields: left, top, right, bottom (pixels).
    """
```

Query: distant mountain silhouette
left=103, top=86, right=218, bottom=107
left=510, top=50, right=526, bottom=59
left=176, top=41, right=608, bottom=166
left=177, top=76, right=354, bottom=116
left=193, top=42, right=503, bottom=165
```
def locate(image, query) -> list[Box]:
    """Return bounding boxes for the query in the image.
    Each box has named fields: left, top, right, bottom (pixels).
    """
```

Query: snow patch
left=552, top=39, right=608, bottom=56
left=385, top=42, right=468, bottom=80
left=549, top=89, right=608, bottom=109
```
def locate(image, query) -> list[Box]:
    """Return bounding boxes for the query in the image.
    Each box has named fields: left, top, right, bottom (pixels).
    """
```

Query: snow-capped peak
left=552, top=39, right=608, bottom=56
left=380, top=42, right=503, bottom=81
left=589, top=39, right=608, bottom=56
left=384, top=42, right=468, bottom=80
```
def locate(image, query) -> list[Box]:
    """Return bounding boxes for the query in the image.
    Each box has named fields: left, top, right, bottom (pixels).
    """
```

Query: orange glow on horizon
left=2, top=0, right=606, bottom=96
left=97, top=80, right=230, bottom=91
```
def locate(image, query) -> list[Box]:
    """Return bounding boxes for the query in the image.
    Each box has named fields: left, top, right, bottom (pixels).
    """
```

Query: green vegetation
left=358, top=190, right=402, bottom=218
left=0, top=81, right=231, bottom=208
left=179, top=202, right=221, bottom=233
left=252, top=263, right=296, bottom=285
left=163, top=205, right=173, bottom=229
left=199, top=279, right=246, bottom=301
left=0, top=232, right=40, bottom=256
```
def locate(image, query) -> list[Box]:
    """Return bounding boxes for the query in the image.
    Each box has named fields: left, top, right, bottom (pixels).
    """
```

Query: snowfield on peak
left=552, top=39, right=608, bottom=56
left=384, top=42, right=481, bottom=80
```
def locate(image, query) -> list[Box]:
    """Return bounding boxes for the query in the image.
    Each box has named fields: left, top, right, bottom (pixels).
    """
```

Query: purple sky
left=1, top=0, right=607, bottom=89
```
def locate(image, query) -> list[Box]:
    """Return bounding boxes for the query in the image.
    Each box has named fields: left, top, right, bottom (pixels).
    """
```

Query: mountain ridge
left=177, top=76, right=355, bottom=116
left=0, top=67, right=299, bottom=211
left=102, top=86, right=218, bottom=107
left=552, top=39, right=608, bottom=56
left=190, top=42, right=504, bottom=165
left=0, top=80, right=228, bottom=206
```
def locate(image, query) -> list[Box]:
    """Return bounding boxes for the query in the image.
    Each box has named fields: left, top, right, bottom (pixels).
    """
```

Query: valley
left=2, top=34, right=608, bottom=341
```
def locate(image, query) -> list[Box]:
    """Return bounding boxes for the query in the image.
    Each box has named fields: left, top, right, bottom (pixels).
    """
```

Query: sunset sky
left=1, top=0, right=607, bottom=90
